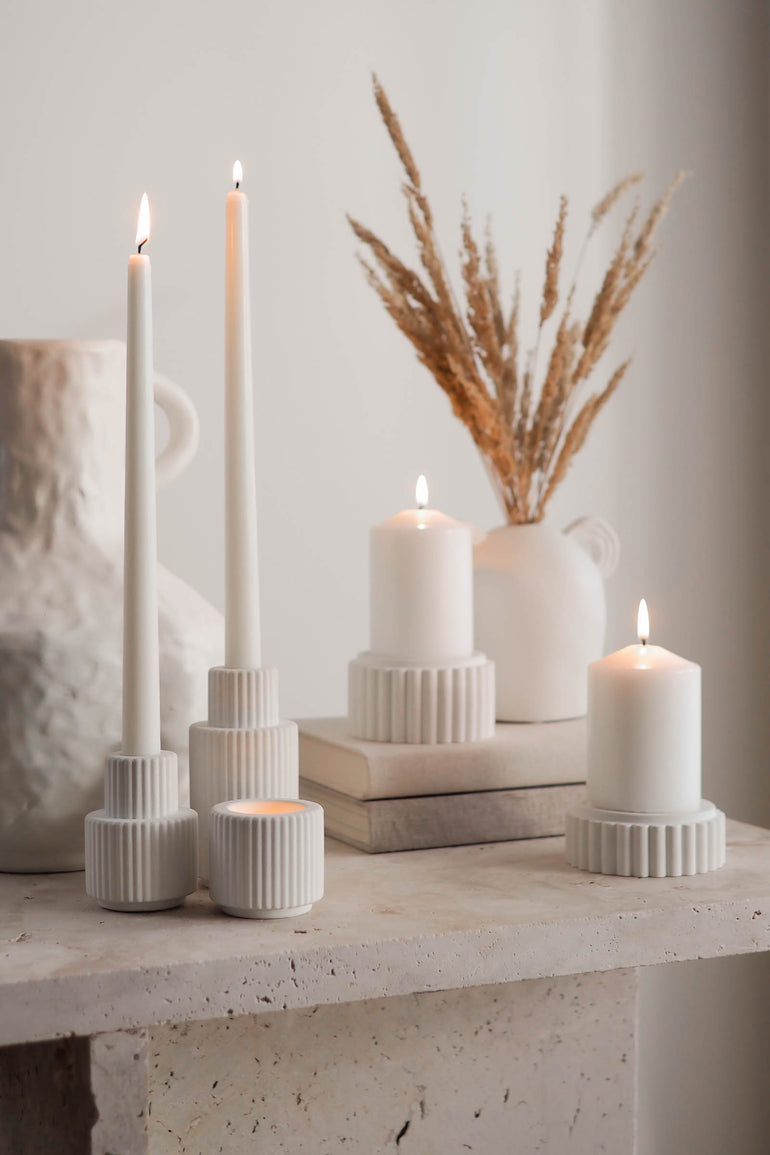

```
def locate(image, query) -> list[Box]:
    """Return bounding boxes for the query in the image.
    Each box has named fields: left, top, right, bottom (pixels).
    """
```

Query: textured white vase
left=0, top=339, right=223, bottom=873
left=473, top=518, right=619, bottom=723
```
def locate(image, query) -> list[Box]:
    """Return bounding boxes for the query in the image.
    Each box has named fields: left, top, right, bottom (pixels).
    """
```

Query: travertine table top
left=1, top=820, right=769, bottom=1047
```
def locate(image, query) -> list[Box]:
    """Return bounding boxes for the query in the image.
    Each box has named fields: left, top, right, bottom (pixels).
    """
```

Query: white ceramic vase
left=0, top=340, right=223, bottom=872
left=473, top=518, right=619, bottom=723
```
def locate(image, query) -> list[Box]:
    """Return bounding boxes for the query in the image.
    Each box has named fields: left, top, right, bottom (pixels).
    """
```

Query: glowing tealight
left=227, top=799, right=305, bottom=816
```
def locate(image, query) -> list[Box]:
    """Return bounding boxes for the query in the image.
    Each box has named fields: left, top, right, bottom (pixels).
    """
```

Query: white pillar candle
left=587, top=599, right=701, bottom=813
left=225, top=159, right=261, bottom=670
left=122, top=193, right=161, bottom=755
left=370, top=476, right=474, bottom=665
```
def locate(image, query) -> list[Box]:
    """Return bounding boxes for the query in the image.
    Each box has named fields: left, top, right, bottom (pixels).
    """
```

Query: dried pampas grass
left=349, top=76, right=684, bottom=524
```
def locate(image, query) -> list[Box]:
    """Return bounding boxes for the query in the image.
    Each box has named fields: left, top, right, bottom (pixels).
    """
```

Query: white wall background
left=0, top=1, right=767, bottom=1150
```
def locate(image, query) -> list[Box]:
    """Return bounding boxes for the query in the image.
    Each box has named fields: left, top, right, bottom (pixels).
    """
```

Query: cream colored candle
left=587, top=600, right=702, bottom=813
left=370, top=476, right=474, bottom=665
left=122, top=193, right=161, bottom=755
left=225, top=159, right=261, bottom=670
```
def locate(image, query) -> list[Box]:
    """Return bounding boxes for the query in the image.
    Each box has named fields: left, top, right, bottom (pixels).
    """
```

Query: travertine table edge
left=1, top=818, right=769, bottom=1048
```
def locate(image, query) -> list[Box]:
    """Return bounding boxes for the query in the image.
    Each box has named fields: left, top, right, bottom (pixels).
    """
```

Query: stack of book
left=298, top=717, right=586, bottom=853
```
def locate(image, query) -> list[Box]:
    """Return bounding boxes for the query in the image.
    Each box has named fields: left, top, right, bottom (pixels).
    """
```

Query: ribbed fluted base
left=207, top=667, right=279, bottom=728
left=189, top=666, right=300, bottom=882
left=105, top=751, right=179, bottom=817
left=85, top=751, right=198, bottom=911
left=209, top=799, right=324, bottom=918
left=348, top=651, right=495, bottom=744
left=565, top=799, right=726, bottom=878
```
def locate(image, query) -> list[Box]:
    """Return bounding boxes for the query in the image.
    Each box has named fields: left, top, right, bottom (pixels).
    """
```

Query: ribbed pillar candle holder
left=565, top=800, right=726, bottom=878
left=209, top=799, right=324, bottom=918
left=190, top=667, right=299, bottom=881
left=566, top=611, right=726, bottom=879
left=348, top=651, right=495, bottom=744
left=85, top=751, right=198, bottom=911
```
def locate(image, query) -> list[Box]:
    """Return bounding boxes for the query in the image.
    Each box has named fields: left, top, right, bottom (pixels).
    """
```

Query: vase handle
left=152, top=374, right=200, bottom=489
left=564, top=516, right=620, bottom=579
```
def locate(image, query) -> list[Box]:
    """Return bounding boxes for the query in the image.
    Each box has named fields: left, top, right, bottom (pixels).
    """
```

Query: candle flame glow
left=233, top=159, right=243, bottom=187
left=637, top=598, right=650, bottom=643
left=135, top=193, right=150, bottom=251
left=415, top=474, right=429, bottom=509
left=227, top=799, right=305, bottom=816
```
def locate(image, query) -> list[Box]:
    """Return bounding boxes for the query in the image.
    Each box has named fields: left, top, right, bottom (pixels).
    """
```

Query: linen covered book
left=297, top=717, right=586, bottom=800
left=299, top=777, right=586, bottom=854
left=297, top=717, right=586, bottom=852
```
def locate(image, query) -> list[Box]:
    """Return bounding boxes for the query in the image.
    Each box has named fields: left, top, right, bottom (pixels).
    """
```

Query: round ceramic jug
left=0, top=340, right=223, bottom=872
left=473, top=518, right=619, bottom=723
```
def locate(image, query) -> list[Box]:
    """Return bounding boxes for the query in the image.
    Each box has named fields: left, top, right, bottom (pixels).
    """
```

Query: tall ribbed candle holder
left=85, top=751, right=198, bottom=912
left=190, top=666, right=299, bottom=882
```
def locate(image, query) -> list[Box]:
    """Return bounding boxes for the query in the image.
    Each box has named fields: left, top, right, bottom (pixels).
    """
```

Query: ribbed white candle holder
left=190, top=667, right=299, bottom=881
left=85, top=751, right=198, bottom=911
left=565, top=799, right=726, bottom=878
left=348, top=651, right=495, bottom=744
left=209, top=799, right=324, bottom=918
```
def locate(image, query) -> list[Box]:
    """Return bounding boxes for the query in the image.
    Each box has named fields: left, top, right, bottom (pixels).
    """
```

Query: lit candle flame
left=233, top=159, right=243, bottom=188
left=415, top=474, right=429, bottom=509
left=135, top=193, right=150, bottom=252
left=637, top=598, right=650, bottom=644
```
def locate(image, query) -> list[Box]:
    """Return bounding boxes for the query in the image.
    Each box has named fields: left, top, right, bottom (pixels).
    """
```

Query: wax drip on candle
left=415, top=474, right=429, bottom=510
left=233, top=159, right=243, bottom=190
left=637, top=598, right=650, bottom=646
left=135, top=193, right=150, bottom=254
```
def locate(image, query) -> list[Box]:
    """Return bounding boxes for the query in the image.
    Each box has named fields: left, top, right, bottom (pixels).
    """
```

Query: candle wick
left=137, top=239, right=146, bottom=254
left=642, top=638, right=647, bottom=646
left=235, top=180, right=240, bottom=190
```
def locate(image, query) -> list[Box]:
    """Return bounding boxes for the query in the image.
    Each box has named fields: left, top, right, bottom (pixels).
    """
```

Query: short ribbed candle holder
left=348, top=651, right=495, bottom=744
left=85, top=751, right=198, bottom=911
left=190, top=667, right=299, bottom=882
left=209, top=799, right=324, bottom=918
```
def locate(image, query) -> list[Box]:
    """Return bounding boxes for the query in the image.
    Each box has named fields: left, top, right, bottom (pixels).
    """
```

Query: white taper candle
left=122, top=193, right=161, bottom=755
left=224, top=160, right=261, bottom=670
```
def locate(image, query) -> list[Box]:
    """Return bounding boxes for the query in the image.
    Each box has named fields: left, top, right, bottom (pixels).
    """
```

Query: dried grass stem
left=350, top=78, right=683, bottom=523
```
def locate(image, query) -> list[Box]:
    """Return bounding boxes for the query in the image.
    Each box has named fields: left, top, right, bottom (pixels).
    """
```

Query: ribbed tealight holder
left=348, top=651, right=495, bottom=744
left=190, top=667, right=299, bottom=881
left=209, top=799, right=324, bottom=918
left=565, top=799, right=726, bottom=878
left=85, top=751, right=198, bottom=911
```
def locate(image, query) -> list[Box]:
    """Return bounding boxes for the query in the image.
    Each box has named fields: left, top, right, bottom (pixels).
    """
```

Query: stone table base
left=1, top=971, right=636, bottom=1155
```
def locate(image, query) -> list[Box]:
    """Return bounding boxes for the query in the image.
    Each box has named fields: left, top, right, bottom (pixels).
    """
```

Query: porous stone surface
left=0, top=339, right=223, bottom=873
left=0, top=821, right=768, bottom=1048
left=147, top=970, right=636, bottom=1154
left=90, top=1029, right=149, bottom=1155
